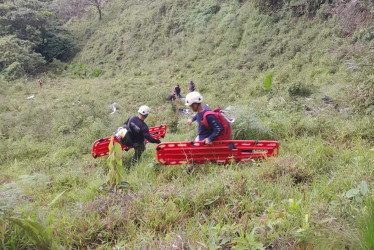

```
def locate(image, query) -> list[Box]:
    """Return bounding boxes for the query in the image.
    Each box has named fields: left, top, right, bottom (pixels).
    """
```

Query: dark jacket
left=168, top=93, right=176, bottom=101
left=174, top=86, right=181, bottom=95
left=123, top=116, right=160, bottom=144
left=189, top=82, right=195, bottom=92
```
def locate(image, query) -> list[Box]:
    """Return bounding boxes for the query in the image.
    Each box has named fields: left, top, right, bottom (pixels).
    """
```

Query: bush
left=230, top=106, right=272, bottom=140
left=90, top=69, right=102, bottom=77
left=346, top=40, right=374, bottom=110
left=2, top=62, right=25, bottom=81
left=38, top=27, right=79, bottom=62
left=254, top=0, right=332, bottom=16
left=47, top=59, right=67, bottom=75
left=288, top=82, right=312, bottom=97
left=0, top=35, right=45, bottom=76
left=253, top=0, right=284, bottom=14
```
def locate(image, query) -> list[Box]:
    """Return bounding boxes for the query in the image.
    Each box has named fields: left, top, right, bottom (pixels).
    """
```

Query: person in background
left=189, top=80, right=196, bottom=92
left=167, top=92, right=176, bottom=102
left=186, top=92, right=223, bottom=144
left=174, top=84, right=183, bottom=98
left=121, top=105, right=161, bottom=165
left=38, top=79, right=43, bottom=87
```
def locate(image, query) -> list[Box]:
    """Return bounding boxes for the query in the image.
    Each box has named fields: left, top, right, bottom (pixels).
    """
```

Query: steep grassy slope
left=68, top=0, right=349, bottom=105
left=1, top=0, right=374, bottom=248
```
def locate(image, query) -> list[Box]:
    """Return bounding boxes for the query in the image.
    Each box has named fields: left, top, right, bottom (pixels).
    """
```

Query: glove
left=155, top=139, right=161, bottom=144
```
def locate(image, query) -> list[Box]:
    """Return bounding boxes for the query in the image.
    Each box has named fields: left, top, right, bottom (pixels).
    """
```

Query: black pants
left=130, top=141, right=146, bottom=164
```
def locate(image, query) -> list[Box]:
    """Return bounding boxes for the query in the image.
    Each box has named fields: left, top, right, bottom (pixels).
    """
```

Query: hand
left=187, top=119, right=192, bottom=125
left=203, top=138, right=212, bottom=145
left=155, top=139, right=161, bottom=144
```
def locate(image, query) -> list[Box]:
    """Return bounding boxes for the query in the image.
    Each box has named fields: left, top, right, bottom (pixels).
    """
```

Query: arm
left=142, top=125, right=161, bottom=144
left=187, top=114, right=197, bottom=125
left=205, top=114, right=223, bottom=143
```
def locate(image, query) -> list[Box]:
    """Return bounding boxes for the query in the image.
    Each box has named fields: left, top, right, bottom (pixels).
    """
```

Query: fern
left=10, top=217, right=63, bottom=249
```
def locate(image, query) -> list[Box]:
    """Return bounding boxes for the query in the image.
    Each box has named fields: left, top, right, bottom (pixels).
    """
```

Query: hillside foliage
left=0, top=0, right=78, bottom=79
left=0, top=0, right=374, bottom=248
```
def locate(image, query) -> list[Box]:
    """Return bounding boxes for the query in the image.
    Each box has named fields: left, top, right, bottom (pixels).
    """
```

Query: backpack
left=115, top=116, right=137, bottom=147
left=202, top=108, right=232, bottom=140
left=115, top=126, right=134, bottom=147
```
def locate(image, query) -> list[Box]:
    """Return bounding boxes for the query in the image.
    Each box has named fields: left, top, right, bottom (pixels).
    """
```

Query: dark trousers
left=130, top=141, right=146, bottom=164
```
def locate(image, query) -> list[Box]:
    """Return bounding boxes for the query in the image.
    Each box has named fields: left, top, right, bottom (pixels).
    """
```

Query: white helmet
left=138, top=105, right=150, bottom=115
left=185, top=91, right=203, bottom=106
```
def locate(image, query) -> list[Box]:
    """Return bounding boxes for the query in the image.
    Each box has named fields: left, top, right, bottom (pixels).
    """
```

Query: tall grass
left=1, top=0, right=373, bottom=248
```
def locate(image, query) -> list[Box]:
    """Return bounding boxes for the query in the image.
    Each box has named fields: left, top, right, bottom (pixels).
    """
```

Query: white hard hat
left=185, top=91, right=203, bottom=106
left=138, top=105, right=150, bottom=115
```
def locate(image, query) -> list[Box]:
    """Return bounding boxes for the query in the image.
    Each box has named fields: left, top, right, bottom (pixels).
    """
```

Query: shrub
left=2, top=62, right=25, bottom=81
left=254, top=0, right=333, bottom=16
left=47, top=58, right=66, bottom=75
left=288, top=82, right=312, bottom=97
left=346, top=40, right=374, bottom=110
left=253, top=0, right=284, bottom=14
left=38, top=27, right=79, bottom=62
left=0, top=35, right=45, bottom=76
left=90, top=69, right=102, bottom=77
left=9, top=217, right=62, bottom=249
left=230, top=106, right=272, bottom=140
left=168, top=102, right=179, bottom=133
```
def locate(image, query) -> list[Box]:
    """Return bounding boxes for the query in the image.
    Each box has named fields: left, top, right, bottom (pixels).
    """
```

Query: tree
left=87, top=0, right=110, bottom=20
left=37, top=27, right=78, bottom=62
left=87, top=0, right=102, bottom=20
left=0, top=0, right=78, bottom=78
left=0, top=35, right=45, bottom=77
left=51, top=0, right=111, bottom=21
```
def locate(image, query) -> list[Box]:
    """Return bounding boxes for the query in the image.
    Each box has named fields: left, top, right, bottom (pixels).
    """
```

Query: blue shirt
left=192, top=105, right=223, bottom=142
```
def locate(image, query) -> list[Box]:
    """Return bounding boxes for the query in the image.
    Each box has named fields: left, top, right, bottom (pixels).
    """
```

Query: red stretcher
left=156, top=140, right=279, bottom=165
left=92, top=125, right=167, bottom=158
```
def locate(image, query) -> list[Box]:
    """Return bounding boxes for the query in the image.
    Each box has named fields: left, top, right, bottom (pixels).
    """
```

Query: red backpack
left=202, top=108, right=232, bottom=140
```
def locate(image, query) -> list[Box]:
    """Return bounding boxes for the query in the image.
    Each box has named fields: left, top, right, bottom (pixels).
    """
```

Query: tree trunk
left=97, top=6, right=102, bottom=20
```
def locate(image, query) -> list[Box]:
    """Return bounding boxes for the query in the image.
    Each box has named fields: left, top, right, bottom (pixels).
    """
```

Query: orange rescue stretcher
left=156, top=140, right=279, bottom=165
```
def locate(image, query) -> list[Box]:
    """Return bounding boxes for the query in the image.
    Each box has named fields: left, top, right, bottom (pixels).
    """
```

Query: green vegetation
left=0, top=0, right=78, bottom=79
left=104, top=136, right=127, bottom=193
left=0, top=0, right=373, bottom=248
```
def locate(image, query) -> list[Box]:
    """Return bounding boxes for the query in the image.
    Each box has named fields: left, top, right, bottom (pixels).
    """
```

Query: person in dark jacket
left=174, top=84, right=183, bottom=98
left=122, top=105, right=161, bottom=164
left=185, top=92, right=223, bottom=144
left=167, top=92, right=176, bottom=102
left=189, top=80, right=196, bottom=92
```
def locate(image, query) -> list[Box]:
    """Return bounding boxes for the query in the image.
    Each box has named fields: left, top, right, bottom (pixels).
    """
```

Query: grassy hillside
left=1, top=0, right=374, bottom=248
left=67, top=0, right=352, bottom=105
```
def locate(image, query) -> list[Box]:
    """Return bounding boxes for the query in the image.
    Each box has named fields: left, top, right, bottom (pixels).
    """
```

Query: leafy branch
left=104, top=136, right=128, bottom=193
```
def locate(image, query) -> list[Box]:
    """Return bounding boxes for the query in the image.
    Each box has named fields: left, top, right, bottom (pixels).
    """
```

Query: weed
left=9, top=217, right=63, bottom=249
left=104, top=136, right=127, bottom=193
left=359, top=200, right=374, bottom=249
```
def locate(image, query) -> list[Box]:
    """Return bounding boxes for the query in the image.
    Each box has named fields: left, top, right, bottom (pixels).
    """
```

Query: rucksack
left=115, top=116, right=138, bottom=147
left=115, top=126, right=134, bottom=147
left=202, top=108, right=232, bottom=140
